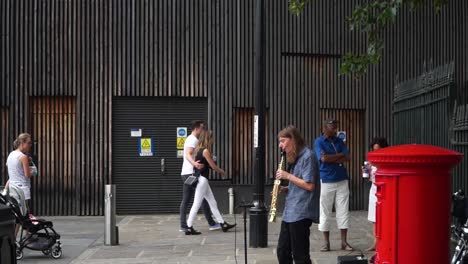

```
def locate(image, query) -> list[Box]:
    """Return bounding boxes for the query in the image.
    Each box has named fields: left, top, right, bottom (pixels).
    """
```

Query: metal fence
left=393, top=62, right=468, bottom=192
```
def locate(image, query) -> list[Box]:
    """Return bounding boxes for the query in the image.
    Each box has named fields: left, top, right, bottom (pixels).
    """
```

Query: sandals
left=341, top=243, right=354, bottom=251
left=320, top=242, right=354, bottom=252
left=366, top=245, right=376, bottom=251
left=320, top=243, right=330, bottom=252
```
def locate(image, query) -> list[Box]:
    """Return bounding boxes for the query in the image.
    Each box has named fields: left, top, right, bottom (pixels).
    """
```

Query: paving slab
left=67, top=211, right=375, bottom=264
left=18, top=216, right=111, bottom=264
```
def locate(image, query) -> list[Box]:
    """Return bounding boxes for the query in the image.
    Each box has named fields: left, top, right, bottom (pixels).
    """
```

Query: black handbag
left=184, top=175, right=198, bottom=186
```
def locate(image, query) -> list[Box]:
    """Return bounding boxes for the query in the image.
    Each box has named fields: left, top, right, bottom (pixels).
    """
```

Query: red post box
left=368, top=144, right=463, bottom=264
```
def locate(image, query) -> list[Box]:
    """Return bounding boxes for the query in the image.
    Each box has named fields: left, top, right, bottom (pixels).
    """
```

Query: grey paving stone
left=18, top=212, right=382, bottom=264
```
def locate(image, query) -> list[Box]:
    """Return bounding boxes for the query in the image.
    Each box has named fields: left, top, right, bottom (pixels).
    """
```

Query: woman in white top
left=366, top=137, right=388, bottom=252
left=6, top=133, right=36, bottom=210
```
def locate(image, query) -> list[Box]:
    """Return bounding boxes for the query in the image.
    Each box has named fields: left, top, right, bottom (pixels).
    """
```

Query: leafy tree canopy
left=288, top=0, right=448, bottom=78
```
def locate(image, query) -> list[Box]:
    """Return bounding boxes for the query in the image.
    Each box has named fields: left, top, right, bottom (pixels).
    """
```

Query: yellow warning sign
left=139, top=138, right=154, bottom=156
left=177, top=137, right=186, bottom=150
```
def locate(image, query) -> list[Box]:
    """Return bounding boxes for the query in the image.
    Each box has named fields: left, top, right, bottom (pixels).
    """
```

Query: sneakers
left=221, top=222, right=236, bottom=232
left=182, top=223, right=234, bottom=233
left=209, top=223, right=222, bottom=231
left=185, top=226, right=202, bottom=235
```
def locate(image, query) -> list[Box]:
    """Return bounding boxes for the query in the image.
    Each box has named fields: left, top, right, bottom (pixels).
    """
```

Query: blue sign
left=337, top=131, right=347, bottom=142
left=177, top=127, right=187, bottom=137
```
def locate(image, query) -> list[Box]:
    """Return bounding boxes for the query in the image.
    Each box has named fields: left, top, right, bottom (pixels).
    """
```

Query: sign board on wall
left=337, top=131, right=347, bottom=142
left=177, top=150, right=184, bottom=158
left=139, top=138, right=154, bottom=156
left=177, top=127, right=187, bottom=150
left=131, top=128, right=142, bottom=137
left=253, top=115, right=258, bottom=148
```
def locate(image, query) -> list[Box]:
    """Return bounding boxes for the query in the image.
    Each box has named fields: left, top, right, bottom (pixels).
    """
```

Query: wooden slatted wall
left=0, top=0, right=467, bottom=213
left=30, top=97, right=76, bottom=216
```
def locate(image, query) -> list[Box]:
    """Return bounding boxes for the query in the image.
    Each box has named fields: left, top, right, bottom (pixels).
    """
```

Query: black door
left=112, top=97, right=208, bottom=214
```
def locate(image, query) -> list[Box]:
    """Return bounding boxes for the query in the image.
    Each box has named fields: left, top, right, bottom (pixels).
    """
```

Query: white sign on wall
left=253, top=115, right=259, bottom=148
left=130, top=128, right=142, bottom=137
left=337, top=131, right=347, bottom=142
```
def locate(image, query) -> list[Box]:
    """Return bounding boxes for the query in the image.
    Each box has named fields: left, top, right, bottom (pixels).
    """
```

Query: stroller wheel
left=42, top=249, right=51, bottom=255
left=16, top=249, right=23, bottom=260
left=51, top=247, right=62, bottom=259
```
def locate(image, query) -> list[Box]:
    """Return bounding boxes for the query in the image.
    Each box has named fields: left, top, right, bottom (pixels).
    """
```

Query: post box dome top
left=367, top=144, right=463, bottom=167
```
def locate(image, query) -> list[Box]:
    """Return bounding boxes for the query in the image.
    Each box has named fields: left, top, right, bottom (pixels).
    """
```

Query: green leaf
left=291, top=0, right=448, bottom=77
left=288, top=0, right=310, bottom=15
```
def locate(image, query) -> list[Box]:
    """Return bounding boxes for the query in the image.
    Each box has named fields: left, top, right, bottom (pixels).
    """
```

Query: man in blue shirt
left=314, top=119, right=353, bottom=252
left=275, top=126, right=320, bottom=264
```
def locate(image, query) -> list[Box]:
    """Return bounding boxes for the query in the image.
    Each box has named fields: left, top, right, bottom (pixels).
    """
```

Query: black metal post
left=243, top=206, right=248, bottom=264
left=249, top=0, right=268, bottom=248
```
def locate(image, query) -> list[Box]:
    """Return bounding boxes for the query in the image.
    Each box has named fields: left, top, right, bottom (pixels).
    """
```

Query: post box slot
left=375, top=182, right=384, bottom=199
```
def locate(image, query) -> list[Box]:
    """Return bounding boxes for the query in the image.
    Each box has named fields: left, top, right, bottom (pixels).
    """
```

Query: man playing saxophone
left=275, top=126, right=321, bottom=264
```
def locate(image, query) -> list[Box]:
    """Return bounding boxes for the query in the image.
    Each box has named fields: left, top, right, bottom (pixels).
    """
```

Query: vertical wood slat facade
left=31, top=97, right=76, bottom=216
left=233, top=108, right=254, bottom=185
left=0, top=108, right=9, bottom=184
left=1, top=0, right=467, bottom=215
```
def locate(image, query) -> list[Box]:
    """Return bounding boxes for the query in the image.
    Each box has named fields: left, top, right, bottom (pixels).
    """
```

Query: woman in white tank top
left=6, top=133, right=36, bottom=204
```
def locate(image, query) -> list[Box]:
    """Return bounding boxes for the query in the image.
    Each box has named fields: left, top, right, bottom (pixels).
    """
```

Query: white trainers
left=209, top=223, right=222, bottom=231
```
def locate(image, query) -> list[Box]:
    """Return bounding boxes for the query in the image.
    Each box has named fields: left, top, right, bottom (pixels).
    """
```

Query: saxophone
left=269, top=150, right=286, bottom=222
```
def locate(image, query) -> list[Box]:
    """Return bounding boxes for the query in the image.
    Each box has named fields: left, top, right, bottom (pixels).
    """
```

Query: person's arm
left=316, top=139, right=345, bottom=164
left=185, top=147, right=204, bottom=170
left=276, top=170, right=315, bottom=191
left=277, top=151, right=317, bottom=191
left=321, top=141, right=350, bottom=163
left=314, top=140, right=323, bottom=161
left=321, top=152, right=346, bottom=163
left=203, top=149, right=225, bottom=176
left=20, top=155, right=33, bottom=178
left=276, top=155, right=315, bottom=192
left=334, top=141, right=350, bottom=163
left=335, top=155, right=350, bottom=163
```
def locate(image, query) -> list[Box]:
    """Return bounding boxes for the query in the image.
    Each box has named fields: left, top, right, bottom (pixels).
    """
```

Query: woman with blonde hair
left=185, top=130, right=236, bottom=235
left=6, top=133, right=36, bottom=211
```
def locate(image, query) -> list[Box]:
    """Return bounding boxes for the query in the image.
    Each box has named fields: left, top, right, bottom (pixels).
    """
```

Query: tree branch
left=288, top=0, right=448, bottom=78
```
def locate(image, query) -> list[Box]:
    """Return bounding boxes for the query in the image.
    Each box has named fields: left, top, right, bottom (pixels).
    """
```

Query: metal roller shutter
left=112, top=97, right=208, bottom=214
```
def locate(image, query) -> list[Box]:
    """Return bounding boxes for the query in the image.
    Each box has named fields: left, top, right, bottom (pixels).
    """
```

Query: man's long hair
left=278, top=126, right=305, bottom=163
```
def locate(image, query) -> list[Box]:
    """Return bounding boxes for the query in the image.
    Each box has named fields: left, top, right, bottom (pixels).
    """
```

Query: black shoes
left=221, top=222, right=236, bottom=232
left=185, top=226, right=202, bottom=235
left=185, top=223, right=235, bottom=234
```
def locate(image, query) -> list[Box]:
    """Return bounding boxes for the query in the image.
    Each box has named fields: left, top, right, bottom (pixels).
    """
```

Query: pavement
left=18, top=216, right=106, bottom=264
left=17, top=211, right=375, bottom=264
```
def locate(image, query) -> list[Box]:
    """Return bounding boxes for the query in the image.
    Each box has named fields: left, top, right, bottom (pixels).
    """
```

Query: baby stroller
left=0, top=184, right=62, bottom=260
